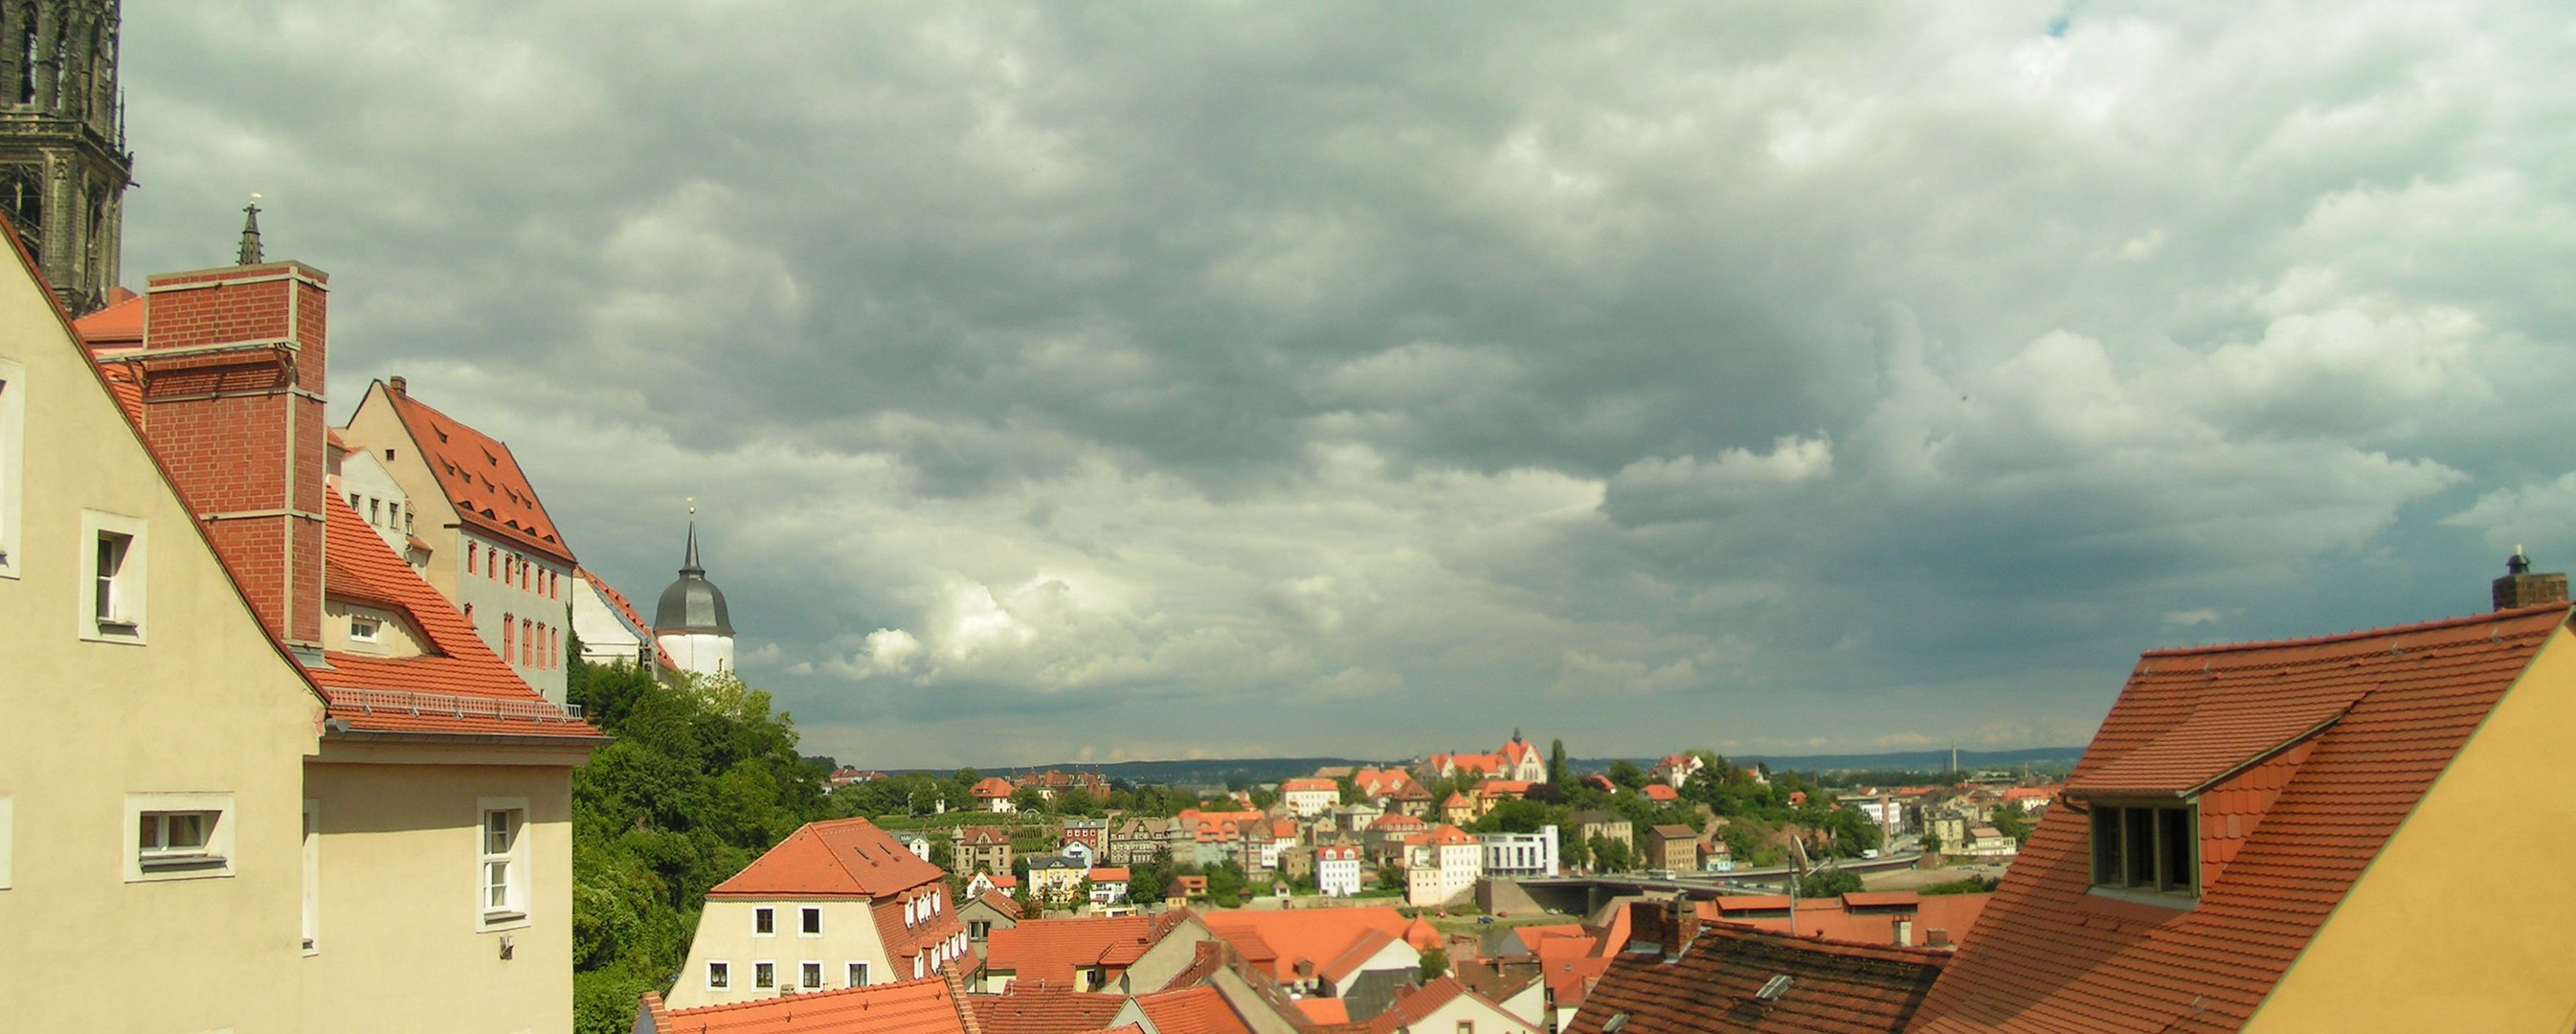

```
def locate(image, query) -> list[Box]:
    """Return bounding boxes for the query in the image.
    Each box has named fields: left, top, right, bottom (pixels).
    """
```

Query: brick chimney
left=131, top=258, right=330, bottom=647
left=2492, top=547, right=2568, bottom=612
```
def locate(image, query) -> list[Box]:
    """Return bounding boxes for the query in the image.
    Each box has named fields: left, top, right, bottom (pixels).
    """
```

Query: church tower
left=652, top=513, right=737, bottom=678
left=0, top=0, right=129, bottom=316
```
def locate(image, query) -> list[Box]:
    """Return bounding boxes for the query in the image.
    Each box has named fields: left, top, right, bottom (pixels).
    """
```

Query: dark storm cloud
left=114, top=1, right=2576, bottom=765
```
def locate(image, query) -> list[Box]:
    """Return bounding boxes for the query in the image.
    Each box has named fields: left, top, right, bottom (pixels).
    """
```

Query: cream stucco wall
left=300, top=754, right=579, bottom=1033
left=2247, top=624, right=2576, bottom=1033
left=668, top=898, right=897, bottom=1009
left=0, top=266, right=324, bottom=1032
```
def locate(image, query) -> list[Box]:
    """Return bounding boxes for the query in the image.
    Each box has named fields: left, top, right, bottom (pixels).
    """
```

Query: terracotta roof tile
left=1132, top=985, right=1252, bottom=1034
left=377, top=386, right=575, bottom=564
left=1909, top=603, right=2570, bottom=1033
left=967, top=985, right=1128, bottom=1034
left=313, top=496, right=604, bottom=740
left=1563, top=922, right=1949, bottom=1033
left=647, top=976, right=973, bottom=1034
left=712, top=818, right=952, bottom=900
left=1203, top=908, right=1422, bottom=983
left=982, top=915, right=1159, bottom=987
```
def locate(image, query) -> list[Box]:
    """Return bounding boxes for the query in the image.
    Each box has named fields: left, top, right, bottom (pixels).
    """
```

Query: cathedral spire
left=236, top=194, right=263, bottom=265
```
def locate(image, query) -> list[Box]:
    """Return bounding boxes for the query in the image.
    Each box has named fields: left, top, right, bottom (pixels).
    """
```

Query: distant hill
left=906, top=746, right=2082, bottom=787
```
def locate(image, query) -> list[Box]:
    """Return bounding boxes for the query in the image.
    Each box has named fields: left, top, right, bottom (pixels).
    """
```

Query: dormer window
left=2088, top=801, right=2197, bottom=901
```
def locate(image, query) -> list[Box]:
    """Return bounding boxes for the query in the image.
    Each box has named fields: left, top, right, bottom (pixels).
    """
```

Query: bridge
left=1500, top=852, right=1930, bottom=917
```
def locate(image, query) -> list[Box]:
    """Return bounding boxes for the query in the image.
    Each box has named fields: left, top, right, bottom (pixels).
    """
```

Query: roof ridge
left=1698, top=919, right=1958, bottom=962
left=2139, top=602, right=2567, bottom=658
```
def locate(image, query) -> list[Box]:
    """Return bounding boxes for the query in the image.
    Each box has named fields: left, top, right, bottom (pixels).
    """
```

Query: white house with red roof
left=1279, top=776, right=1340, bottom=817
left=667, top=817, right=970, bottom=1009
left=36, top=234, right=603, bottom=1030
left=342, top=376, right=581, bottom=702
left=1404, top=824, right=1484, bottom=907
left=1317, top=843, right=1364, bottom=897
left=571, top=564, right=677, bottom=673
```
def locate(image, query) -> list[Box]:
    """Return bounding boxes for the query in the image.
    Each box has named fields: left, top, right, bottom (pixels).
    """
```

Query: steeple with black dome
left=653, top=502, right=736, bottom=676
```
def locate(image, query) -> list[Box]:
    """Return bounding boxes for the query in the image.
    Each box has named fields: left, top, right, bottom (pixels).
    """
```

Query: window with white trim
left=478, top=798, right=530, bottom=926
left=912, top=955, right=924, bottom=979
left=846, top=961, right=868, bottom=987
left=124, top=792, right=234, bottom=882
left=2088, top=801, right=2198, bottom=901
left=80, top=511, right=146, bottom=641
left=348, top=615, right=381, bottom=643
left=800, top=906, right=821, bottom=936
left=753, top=906, right=775, bottom=936
left=301, top=799, right=320, bottom=954
left=0, top=357, right=23, bottom=579
left=706, top=961, right=730, bottom=991
left=800, top=961, right=823, bottom=990
left=754, top=961, right=775, bottom=990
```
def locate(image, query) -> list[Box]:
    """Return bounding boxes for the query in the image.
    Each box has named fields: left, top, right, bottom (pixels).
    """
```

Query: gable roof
left=314, top=495, right=605, bottom=741
left=982, top=915, right=1160, bottom=986
left=1131, top=985, right=1252, bottom=1034
left=1910, top=603, right=2570, bottom=1033
left=709, top=818, right=951, bottom=900
left=1201, top=907, right=1425, bottom=983
left=1563, top=923, right=1950, bottom=1033
left=578, top=566, right=678, bottom=670
left=968, top=985, right=1128, bottom=1034
left=639, top=977, right=975, bottom=1034
left=369, top=383, right=575, bottom=564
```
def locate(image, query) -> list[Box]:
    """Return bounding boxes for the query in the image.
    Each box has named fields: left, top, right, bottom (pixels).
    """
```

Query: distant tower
left=653, top=505, right=736, bottom=678
left=0, top=0, right=131, bottom=315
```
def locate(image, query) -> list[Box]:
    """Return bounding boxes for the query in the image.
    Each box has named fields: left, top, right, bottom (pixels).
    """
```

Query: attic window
left=1756, top=975, right=1793, bottom=1002
left=2089, top=802, right=2197, bottom=902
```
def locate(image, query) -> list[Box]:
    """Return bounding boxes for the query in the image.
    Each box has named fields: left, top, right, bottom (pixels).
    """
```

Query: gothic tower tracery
left=0, top=0, right=128, bottom=315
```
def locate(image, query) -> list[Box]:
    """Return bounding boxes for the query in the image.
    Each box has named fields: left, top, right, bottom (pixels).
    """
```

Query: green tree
left=1991, top=803, right=2033, bottom=844
left=1606, top=760, right=1648, bottom=790
left=1419, top=945, right=1450, bottom=982
left=1547, top=739, right=1569, bottom=787
left=1011, top=786, right=1047, bottom=813
left=1798, top=868, right=1864, bottom=898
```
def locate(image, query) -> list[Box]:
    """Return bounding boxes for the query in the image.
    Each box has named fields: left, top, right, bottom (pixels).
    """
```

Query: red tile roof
left=1087, top=867, right=1130, bottom=883
left=1910, top=603, right=2570, bottom=1033
left=1315, top=927, right=1404, bottom=983
left=373, top=385, right=575, bottom=564
left=967, top=985, right=1128, bottom=1034
left=314, top=495, right=605, bottom=740
left=1292, top=998, right=1350, bottom=1024
left=1562, top=922, right=1949, bottom=1033
left=982, top=915, right=1159, bottom=987
left=1202, top=907, right=1425, bottom=983
left=974, top=777, right=1018, bottom=799
left=1280, top=777, right=1337, bottom=793
left=1131, top=985, right=1252, bottom=1034
left=70, top=288, right=144, bottom=349
left=712, top=818, right=952, bottom=900
left=642, top=977, right=974, bottom=1034
left=1641, top=784, right=1679, bottom=802
left=972, top=888, right=1024, bottom=921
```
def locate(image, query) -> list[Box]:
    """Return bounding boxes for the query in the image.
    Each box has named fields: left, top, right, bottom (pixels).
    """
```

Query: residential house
left=1911, top=596, right=2576, bottom=1032
left=892, top=829, right=932, bottom=862
left=953, top=824, right=1014, bottom=878
left=571, top=565, right=674, bottom=673
left=960, top=887, right=1021, bottom=945
left=1455, top=958, right=1547, bottom=1032
left=1062, top=817, right=1108, bottom=857
left=1106, top=816, right=1168, bottom=865
left=968, top=871, right=1019, bottom=898
left=1999, top=784, right=2058, bottom=814
left=1640, top=783, right=1680, bottom=803
left=1061, top=839, right=1096, bottom=867
left=1405, top=824, right=1484, bottom=907
left=1569, top=810, right=1634, bottom=867
left=1442, top=790, right=1476, bottom=826
left=1368, top=812, right=1428, bottom=864
left=1318, top=843, right=1364, bottom=897
left=1280, top=776, right=1340, bottom=817
left=1498, top=731, right=1549, bottom=783
left=1645, top=824, right=1698, bottom=872
left=1648, top=753, right=1705, bottom=789
left=1247, top=817, right=1298, bottom=873
left=1088, top=866, right=1130, bottom=907
left=1959, top=825, right=2015, bottom=860
left=1025, top=854, right=1088, bottom=906
left=1014, top=770, right=1111, bottom=803
left=1695, top=890, right=1991, bottom=950
left=979, top=913, right=1162, bottom=993
left=973, top=776, right=1019, bottom=812
left=664, top=817, right=968, bottom=1008
left=339, top=377, right=578, bottom=704
left=36, top=247, right=605, bottom=1031
left=635, top=975, right=980, bottom=1034
left=1370, top=976, right=1539, bottom=1034
left=1477, top=778, right=1534, bottom=814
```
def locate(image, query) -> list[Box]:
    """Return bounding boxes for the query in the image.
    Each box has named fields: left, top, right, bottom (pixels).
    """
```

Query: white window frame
left=799, top=906, right=822, bottom=937
left=79, top=510, right=147, bottom=642
left=477, top=797, right=530, bottom=929
left=348, top=614, right=382, bottom=643
left=845, top=960, right=868, bottom=987
left=0, top=356, right=23, bottom=579
left=0, top=795, right=13, bottom=889
left=752, top=906, right=776, bottom=937
left=301, top=799, right=321, bottom=954
left=753, top=960, right=776, bottom=990
left=800, top=960, right=823, bottom=991
left=123, top=792, right=235, bottom=882
left=706, top=960, right=731, bottom=992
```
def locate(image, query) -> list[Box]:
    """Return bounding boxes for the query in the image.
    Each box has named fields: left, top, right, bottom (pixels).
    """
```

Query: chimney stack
left=131, top=247, right=331, bottom=647
left=2492, top=547, right=2568, bottom=612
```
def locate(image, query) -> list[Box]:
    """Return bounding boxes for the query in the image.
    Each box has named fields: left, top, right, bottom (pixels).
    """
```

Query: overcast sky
left=117, top=2, right=2576, bottom=767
